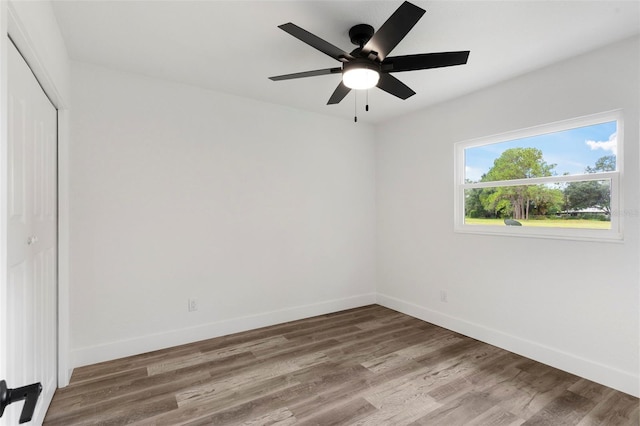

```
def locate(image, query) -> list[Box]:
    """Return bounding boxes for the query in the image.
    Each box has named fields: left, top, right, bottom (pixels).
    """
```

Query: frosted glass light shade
left=343, top=68, right=380, bottom=90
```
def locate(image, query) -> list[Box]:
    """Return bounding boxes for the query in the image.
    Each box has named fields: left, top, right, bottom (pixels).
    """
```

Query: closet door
left=2, top=39, right=57, bottom=425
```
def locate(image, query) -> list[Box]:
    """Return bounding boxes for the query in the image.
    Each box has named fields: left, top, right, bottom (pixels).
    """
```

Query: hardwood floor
left=44, top=305, right=639, bottom=425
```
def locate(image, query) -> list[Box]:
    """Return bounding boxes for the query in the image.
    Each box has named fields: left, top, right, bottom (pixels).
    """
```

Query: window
left=454, top=111, right=623, bottom=241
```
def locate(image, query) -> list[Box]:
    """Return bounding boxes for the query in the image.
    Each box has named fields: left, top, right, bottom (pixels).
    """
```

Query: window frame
left=454, top=110, right=623, bottom=242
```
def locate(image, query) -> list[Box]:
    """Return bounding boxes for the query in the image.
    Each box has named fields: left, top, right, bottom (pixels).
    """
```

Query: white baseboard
left=376, top=293, right=639, bottom=398
left=69, top=293, right=377, bottom=371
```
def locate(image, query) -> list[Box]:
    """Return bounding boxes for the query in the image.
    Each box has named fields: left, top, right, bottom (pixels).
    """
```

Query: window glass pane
left=464, top=180, right=611, bottom=230
left=464, top=121, right=617, bottom=183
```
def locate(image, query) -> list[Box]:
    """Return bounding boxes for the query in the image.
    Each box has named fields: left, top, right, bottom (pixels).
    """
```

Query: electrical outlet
left=188, top=298, right=198, bottom=312
left=440, top=290, right=448, bottom=303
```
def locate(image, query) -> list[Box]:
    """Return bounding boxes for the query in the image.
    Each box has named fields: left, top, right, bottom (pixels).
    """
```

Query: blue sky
left=465, top=121, right=617, bottom=182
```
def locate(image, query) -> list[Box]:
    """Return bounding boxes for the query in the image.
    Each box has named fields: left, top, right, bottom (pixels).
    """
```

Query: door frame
left=0, top=1, right=71, bottom=388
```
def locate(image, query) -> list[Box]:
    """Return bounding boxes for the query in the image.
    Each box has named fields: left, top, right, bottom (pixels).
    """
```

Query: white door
left=1, top=39, right=58, bottom=425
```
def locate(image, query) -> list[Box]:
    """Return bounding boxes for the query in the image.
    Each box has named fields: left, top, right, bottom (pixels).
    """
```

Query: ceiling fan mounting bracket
left=349, top=24, right=374, bottom=47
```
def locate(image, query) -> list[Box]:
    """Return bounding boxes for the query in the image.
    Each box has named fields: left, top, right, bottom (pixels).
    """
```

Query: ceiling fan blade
left=361, top=1, right=426, bottom=62
left=279, top=23, right=354, bottom=62
left=327, top=81, right=351, bottom=105
left=376, top=74, right=416, bottom=100
left=269, top=68, right=342, bottom=81
left=383, top=51, right=470, bottom=72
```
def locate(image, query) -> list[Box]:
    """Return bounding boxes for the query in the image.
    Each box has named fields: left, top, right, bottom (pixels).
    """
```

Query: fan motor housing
left=349, top=24, right=374, bottom=46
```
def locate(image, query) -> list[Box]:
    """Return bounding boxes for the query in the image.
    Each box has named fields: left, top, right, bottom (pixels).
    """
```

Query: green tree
left=481, top=148, right=557, bottom=220
left=464, top=180, right=495, bottom=218
left=528, top=184, right=564, bottom=215
left=564, top=180, right=611, bottom=213
left=465, top=187, right=487, bottom=218
left=564, top=155, right=615, bottom=214
left=586, top=155, right=615, bottom=173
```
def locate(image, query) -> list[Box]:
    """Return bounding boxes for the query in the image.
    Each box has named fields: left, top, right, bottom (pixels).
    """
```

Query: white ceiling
left=52, top=0, right=640, bottom=124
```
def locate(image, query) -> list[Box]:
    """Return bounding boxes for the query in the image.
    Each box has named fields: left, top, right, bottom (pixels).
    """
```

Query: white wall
left=69, top=62, right=377, bottom=367
left=376, top=36, right=640, bottom=396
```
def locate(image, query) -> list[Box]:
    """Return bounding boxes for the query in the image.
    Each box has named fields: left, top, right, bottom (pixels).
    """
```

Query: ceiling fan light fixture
left=342, top=62, right=380, bottom=90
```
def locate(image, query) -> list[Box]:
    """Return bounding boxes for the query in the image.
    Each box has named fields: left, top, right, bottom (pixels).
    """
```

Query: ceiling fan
left=269, top=1, right=470, bottom=105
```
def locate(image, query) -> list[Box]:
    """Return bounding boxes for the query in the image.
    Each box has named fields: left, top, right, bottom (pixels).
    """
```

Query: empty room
left=0, top=0, right=638, bottom=425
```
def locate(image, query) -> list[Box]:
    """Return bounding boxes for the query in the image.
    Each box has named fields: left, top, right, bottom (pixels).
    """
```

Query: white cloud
left=585, top=131, right=617, bottom=154
left=465, top=166, right=484, bottom=182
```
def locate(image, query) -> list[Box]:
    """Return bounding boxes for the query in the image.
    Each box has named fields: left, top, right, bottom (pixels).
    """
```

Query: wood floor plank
left=49, top=367, right=150, bottom=401
left=286, top=367, right=376, bottom=421
left=45, top=394, right=178, bottom=426
left=147, top=335, right=289, bottom=376
left=173, top=363, right=373, bottom=426
left=296, top=397, right=377, bottom=425
left=569, top=378, right=616, bottom=401
left=44, top=305, right=639, bottom=426
left=356, top=378, right=442, bottom=425
left=151, top=375, right=302, bottom=426
left=176, top=352, right=328, bottom=407
left=425, top=350, right=524, bottom=405
left=241, top=407, right=297, bottom=426
left=410, top=390, right=501, bottom=425
left=361, top=332, right=464, bottom=374
left=68, top=343, right=202, bottom=385
left=465, top=405, right=525, bottom=426
left=45, top=368, right=210, bottom=422
left=576, top=390, right=640, bottom=426
left=521, top=390, right=596, bottom=425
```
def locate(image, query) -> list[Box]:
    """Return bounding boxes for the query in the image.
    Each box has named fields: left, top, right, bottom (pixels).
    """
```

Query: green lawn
left=464, top=217, right=611, bottom=229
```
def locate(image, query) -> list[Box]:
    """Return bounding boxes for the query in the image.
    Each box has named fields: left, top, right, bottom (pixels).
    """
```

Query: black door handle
left=0, top=380, right=42, bottom=424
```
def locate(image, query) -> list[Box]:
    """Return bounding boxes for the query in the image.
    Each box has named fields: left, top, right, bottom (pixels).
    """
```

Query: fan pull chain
left=354, top=90, right=358, bottom=123
left=366, top=89, right=369, bottom=112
